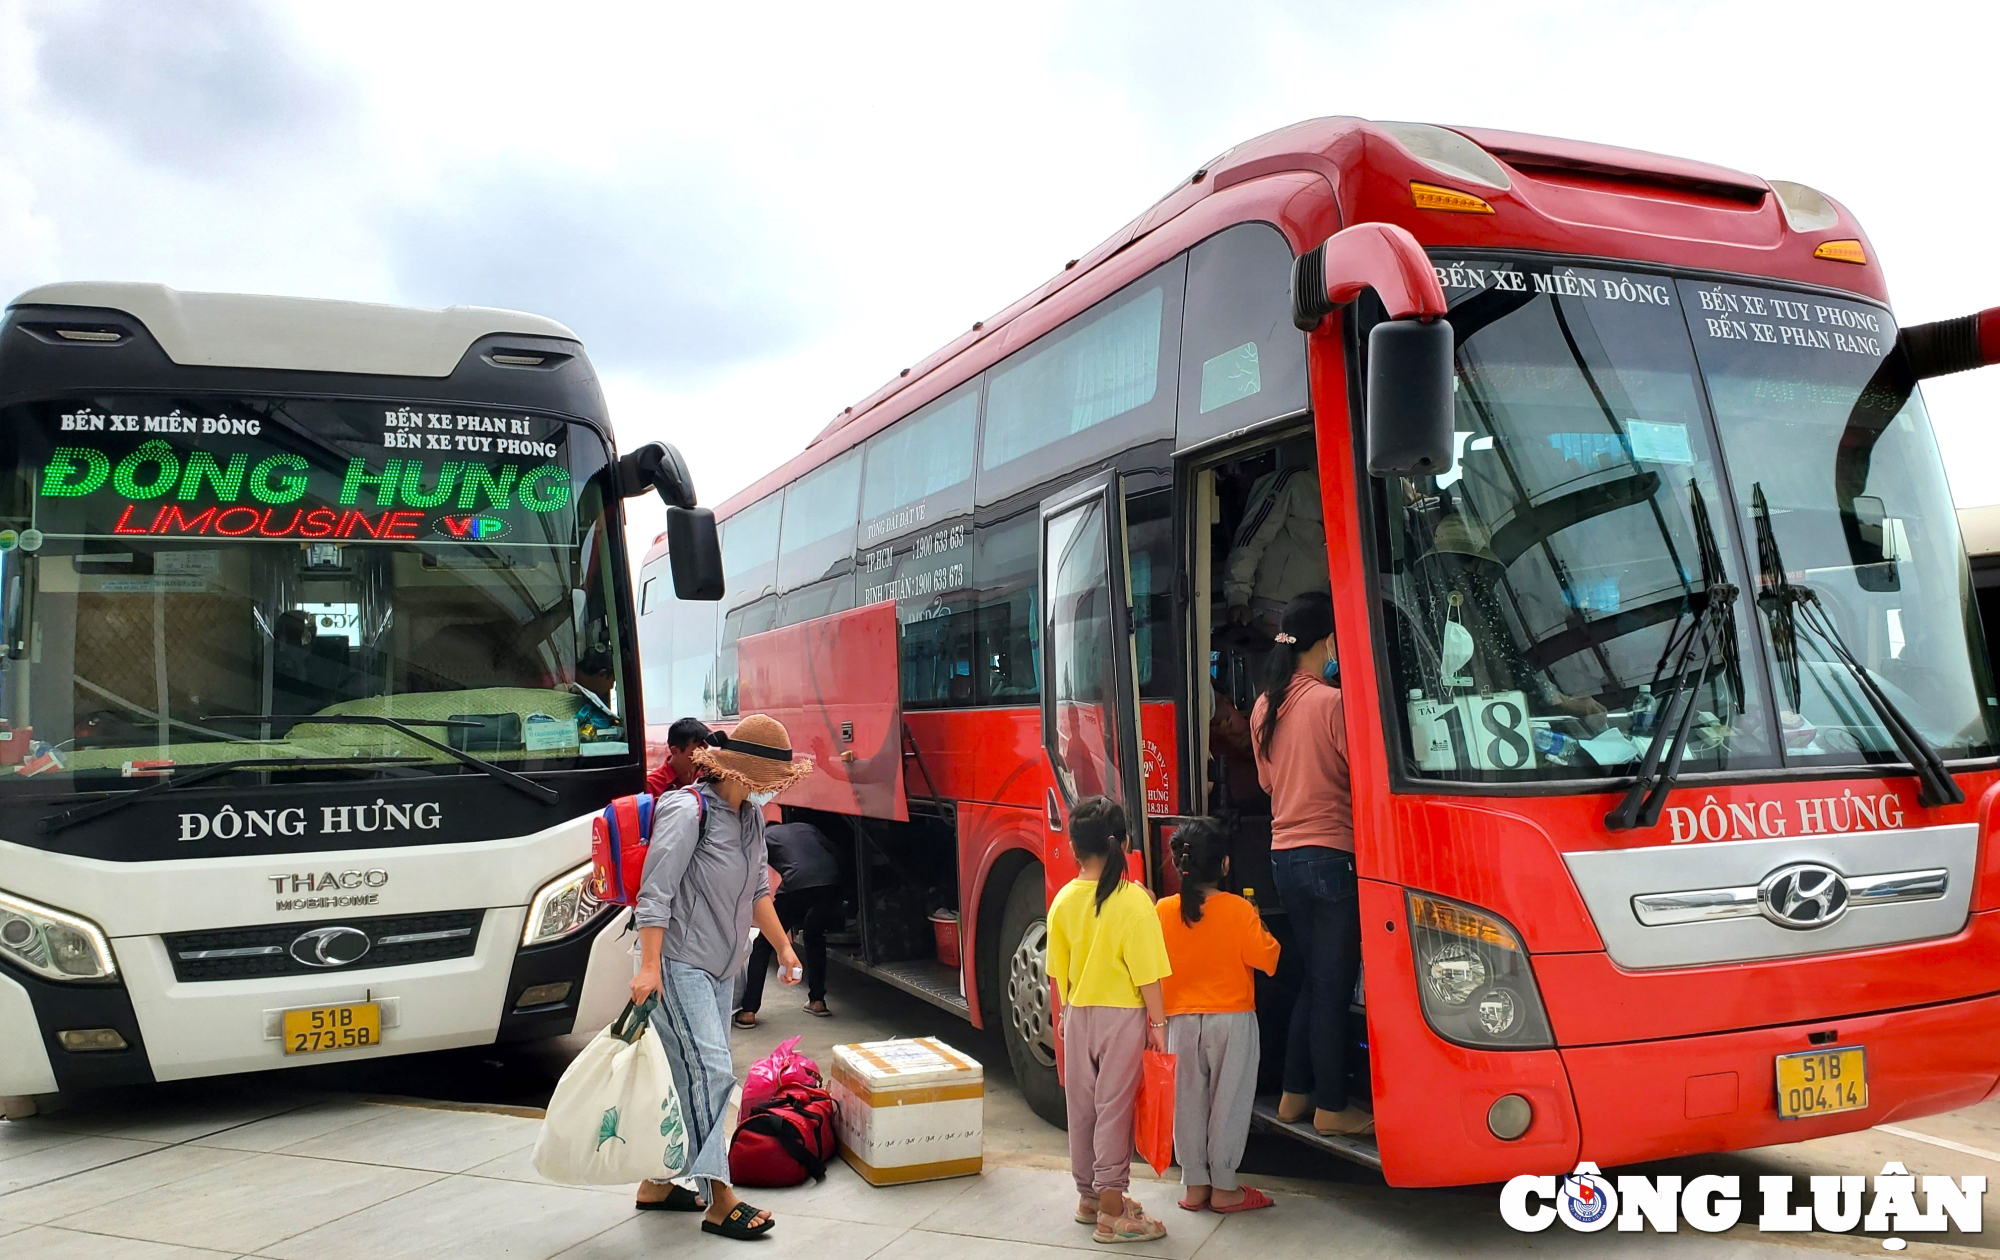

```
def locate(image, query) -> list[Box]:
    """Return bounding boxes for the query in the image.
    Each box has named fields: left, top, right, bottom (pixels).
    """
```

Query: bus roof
left=7, top=282, right=577, bottom=378
left=708, top=116, right=1884, bottom=522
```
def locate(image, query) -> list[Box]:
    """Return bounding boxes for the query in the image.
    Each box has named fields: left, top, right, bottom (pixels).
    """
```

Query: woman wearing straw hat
left=630, top=713, right=814, bottom=1240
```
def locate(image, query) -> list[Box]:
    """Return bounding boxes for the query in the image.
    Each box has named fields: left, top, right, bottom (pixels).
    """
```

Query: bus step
left=1249, top=1095, right=1382, bottom=1170
left=827, top=947, right=971, bottom=1019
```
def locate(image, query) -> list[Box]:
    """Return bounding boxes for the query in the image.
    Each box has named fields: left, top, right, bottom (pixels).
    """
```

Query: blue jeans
left=1272, top=846, right=1361, bottom=1113
left=648, top=959, right=736, bottom=1193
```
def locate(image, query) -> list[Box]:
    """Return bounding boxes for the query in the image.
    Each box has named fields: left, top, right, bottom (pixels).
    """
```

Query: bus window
left=974, top=510, right=1040, bottom=702
left=860, top=385, right=978, bottom=538
left=637, top=560, right=674, bottom=727
left=977, top=259, right=1185, bottom=506
left=858, top=386, right=980, bottom=706
left=777, top=448, right=862, bottom=594
left=1044, top=493, right=1124, bottom=805
left=720, top=494, right=782, bottom=604
left=1128, top=491, right=1176, bottom=698
left=781, top=573, right=857, bottom=626
left=1686, top=278, right=2000, bottom=765
left=717, top=494, right=782, bottom=715
left=717, top=597, right=776, bottom=717
left=1376, top=259, right=1779, bottom=782
left=0, top=395, right=636, bottom=775
left=669, top=594, right=720, bottom=721
left=1177, top=223, right=1307, bottom=450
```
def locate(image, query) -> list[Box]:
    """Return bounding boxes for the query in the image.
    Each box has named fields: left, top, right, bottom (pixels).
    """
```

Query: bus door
left=1038, top=471, right=1149, bottom=873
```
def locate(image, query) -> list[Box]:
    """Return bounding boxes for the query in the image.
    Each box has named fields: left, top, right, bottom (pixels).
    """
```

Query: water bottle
left=1632, top=684, right=1658, bottom=735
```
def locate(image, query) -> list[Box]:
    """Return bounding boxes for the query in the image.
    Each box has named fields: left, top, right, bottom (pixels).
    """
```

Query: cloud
left=28, top=1, right=350, bottom=175
left=380, top=163, right=817, bottom=384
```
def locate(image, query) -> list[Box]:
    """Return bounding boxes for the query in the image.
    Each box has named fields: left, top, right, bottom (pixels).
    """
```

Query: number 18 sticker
left=1407, top=690, right=1539, bottom=772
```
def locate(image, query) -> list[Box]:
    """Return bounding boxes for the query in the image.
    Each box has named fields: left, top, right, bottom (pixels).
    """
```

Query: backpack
left=727, top=1083, right=839, bottom=1187
left=589, top=787, right=704, bottom=907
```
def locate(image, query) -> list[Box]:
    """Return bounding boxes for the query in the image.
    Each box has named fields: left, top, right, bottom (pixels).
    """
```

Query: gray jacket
left=633, top=783, right=771, bottom=979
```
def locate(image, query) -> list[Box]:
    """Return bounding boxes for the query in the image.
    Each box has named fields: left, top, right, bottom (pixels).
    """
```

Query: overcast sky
left=4, top=0, right=1998, bottom=561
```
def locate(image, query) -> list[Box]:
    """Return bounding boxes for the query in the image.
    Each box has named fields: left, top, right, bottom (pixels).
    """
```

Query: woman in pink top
left=1248, top=591, right=1369, bottom=1137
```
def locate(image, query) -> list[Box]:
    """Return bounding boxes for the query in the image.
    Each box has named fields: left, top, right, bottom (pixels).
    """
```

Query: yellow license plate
left=1775, top=1046, right=1867, bottom=1119
left=282, top=1002, right=381, bottom=1055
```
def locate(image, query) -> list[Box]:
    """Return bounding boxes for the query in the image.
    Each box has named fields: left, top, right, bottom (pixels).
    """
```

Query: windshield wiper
left=1606, top=580, right=1739, bottom=831
left=37, top=755, right=430, bottom=834
left=1793, top=587, right=1963, bottom=807
left=201, top=714, right=561, bottom=805
left=1750, top=484, right=1962, bottom=808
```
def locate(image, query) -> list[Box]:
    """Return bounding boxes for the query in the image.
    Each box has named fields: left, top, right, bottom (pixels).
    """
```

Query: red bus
left=637, top=118, right=2000, bottom=1187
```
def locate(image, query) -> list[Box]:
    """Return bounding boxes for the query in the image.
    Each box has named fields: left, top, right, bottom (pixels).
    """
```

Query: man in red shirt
left=646, top=717, right=713, bottom=795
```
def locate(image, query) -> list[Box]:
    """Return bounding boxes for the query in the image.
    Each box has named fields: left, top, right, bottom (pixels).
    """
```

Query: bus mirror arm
left=1291, top=224, right=1458, bottom=478
left=617, top=442, right=698, bottom=510
left=1291, top=222, right=1449, bottom=331
left=1900, top=307, right=2000, bottom=380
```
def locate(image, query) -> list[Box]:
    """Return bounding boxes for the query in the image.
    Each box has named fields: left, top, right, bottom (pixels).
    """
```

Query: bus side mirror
left=1366, top=319, right=1456, bottom=478
left=617, top=441, right=698, bottom=510
left=665, top=507, right=725, bottom=602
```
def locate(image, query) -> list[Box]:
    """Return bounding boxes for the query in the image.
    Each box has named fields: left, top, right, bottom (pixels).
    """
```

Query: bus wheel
left=999, top=870, right=1065, bottom=1128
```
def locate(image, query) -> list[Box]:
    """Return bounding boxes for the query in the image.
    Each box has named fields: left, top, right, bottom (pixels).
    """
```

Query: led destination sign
left=21, top=400, right=578, bottom=546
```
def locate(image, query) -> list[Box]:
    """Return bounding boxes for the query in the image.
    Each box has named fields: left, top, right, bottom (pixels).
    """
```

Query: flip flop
left=802, top=1002, right=832, bottom=1017
left=1177, top=1195, right=1208, bottom=1212
left=1209, top=1187, right=1274, bottom=1214
left=732, top=1012, right=758, bottom=1029
left=635, top=1184, right=705, bottom=1212
left=701, top=1201, right=775, bottom=1240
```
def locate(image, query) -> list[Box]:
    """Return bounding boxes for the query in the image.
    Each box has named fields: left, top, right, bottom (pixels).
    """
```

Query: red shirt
left=646, top=760, right=694, bottom=796
left=1249, top=671, right=1353, bottom=852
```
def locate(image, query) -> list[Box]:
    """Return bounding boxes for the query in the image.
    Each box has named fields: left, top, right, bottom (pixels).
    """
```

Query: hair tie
left=1273, top=632, right=1297, bottom=645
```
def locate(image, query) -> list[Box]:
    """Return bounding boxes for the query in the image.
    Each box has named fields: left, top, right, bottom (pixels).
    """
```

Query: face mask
left=1441, top=618, right=1475, bottom=689
left=746, top=789, right=779, bottom=809
left=1322, top=657, right=1341, bottom=684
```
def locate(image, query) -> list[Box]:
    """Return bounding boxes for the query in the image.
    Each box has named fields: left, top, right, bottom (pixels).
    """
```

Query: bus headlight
left=1406, top=892, right=1552, bottom=1049
left=0, top=889, right=117, bottom=982
left=522, top=862, right=606, bottom=948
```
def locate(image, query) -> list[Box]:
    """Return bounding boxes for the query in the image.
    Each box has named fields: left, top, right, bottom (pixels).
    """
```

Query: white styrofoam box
left=829, top=1036, right=983, bottom=1185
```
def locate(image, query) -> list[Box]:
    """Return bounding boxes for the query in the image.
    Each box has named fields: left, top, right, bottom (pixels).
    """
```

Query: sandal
left=1093, top=1198, right=1167, bottom=1244
left=1075, top=1196, right=1100, bottom=1224
left=1209, top=1187, right=1273, bottom=1214
left=732, top=1012, right=758, bottom=1029
left=701, top=1201, right=775, bottom=1240
left=802, top=1001, right=832, bottom=1017
left=1176, top=1193, right=1208, bottom=1212
left=635, top=1183, right=705, bottom=1212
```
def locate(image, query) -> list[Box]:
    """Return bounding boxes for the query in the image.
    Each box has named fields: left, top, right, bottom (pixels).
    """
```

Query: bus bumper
left=0, top=965, right=62, bottom=1095
left=1562, top=991, right=2000, bottom=1168
left=3, top=906, right=632, bottom=1090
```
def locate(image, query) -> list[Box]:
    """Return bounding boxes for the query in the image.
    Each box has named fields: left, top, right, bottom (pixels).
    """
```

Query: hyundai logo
left=289, top=925, right=373, bottom=968
left=1758, top=863, right=1851, bottom=930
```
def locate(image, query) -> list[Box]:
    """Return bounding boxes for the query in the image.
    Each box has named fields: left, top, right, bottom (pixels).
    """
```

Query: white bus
left=0, top=283, right=720, bottom=1109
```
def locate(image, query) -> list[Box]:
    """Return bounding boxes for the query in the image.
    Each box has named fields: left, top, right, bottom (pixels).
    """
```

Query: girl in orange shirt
left=1157, top=819, right=1280, bottom=1213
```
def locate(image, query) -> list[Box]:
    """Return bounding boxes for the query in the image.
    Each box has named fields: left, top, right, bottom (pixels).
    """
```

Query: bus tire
left=998, top=868, right=1065, bottom=1128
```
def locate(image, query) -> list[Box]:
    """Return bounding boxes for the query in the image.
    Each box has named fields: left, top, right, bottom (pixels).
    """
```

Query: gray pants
left=1168, top=1011, right=1259, bottom=1191
left=648, top=959, right=736, bottom=1195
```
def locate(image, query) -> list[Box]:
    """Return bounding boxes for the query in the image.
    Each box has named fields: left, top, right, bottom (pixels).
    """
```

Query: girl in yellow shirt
left=1046, top=796, right=1172, bottom=1244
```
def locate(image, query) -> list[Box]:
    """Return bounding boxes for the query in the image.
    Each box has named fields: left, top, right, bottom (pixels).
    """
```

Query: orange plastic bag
left=1133, top=1048, right=1176, bottom=1179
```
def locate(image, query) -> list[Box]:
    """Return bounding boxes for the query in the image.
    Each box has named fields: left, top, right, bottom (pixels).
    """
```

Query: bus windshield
left=0, top=395, right=633, bottom=788
left=1377, top=258, right=1999, bottom=784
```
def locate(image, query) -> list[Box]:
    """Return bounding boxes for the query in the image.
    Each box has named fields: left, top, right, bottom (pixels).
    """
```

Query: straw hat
left=690, top=713, right=815, bottom=794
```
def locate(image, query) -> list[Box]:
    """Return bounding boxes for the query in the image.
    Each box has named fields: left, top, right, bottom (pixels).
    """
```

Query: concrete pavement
left=5, top=1084, right=1999, bottom=1259
left=7, top=964, right=2000, bottom=1259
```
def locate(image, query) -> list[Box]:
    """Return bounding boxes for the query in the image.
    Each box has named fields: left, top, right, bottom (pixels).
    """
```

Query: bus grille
left=164, top=911, right=484, bottom=981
